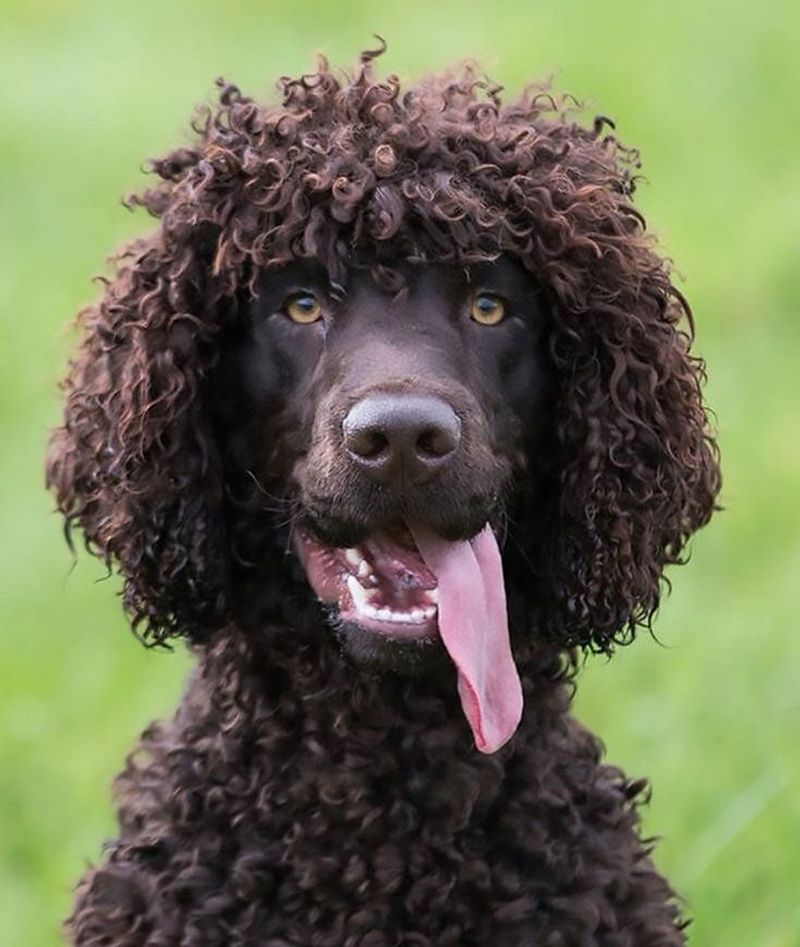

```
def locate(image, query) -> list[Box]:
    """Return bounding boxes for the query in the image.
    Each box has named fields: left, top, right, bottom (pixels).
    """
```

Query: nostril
left=344, top=425, right=388, bottom=460
left=417, top=426, right=458, bottom=459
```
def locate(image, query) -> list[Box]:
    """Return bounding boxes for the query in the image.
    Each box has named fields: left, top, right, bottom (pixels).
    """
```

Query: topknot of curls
left=136, top=37, right=644, bottom=299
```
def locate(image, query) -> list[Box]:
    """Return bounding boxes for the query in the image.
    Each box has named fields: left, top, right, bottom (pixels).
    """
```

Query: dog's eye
left=284, top=292, right=323, bottom=324
left=470, top=292, right=506, bottom=326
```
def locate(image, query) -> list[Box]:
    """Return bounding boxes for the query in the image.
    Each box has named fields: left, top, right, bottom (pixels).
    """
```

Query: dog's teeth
left=346, top=575, right=371, bottom=611
left=357, top=560, right=372, bottom=579
left=344, top=548, right=364, bottom=569
left=424, top=589, right=438, bottom=604
left=346, top=576, right=437, bottom=627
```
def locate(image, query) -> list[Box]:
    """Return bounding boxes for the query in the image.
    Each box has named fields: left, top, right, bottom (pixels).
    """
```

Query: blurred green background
left=1, top=0, right=798, bottom=944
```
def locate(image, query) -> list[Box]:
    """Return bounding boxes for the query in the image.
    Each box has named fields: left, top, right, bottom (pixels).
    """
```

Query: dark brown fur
left=47, top=44, right=720, bottom=945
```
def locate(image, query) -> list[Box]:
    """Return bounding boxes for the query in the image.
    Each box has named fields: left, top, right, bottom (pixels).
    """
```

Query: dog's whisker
left=243, top=469, right=293, bottom=509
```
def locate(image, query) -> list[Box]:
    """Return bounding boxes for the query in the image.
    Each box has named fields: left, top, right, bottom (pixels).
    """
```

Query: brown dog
left=49, top=46, right=719, bottom=945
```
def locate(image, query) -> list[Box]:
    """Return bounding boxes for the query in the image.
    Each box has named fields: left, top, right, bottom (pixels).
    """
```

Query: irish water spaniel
left=47, top=44, right=720, bottom=946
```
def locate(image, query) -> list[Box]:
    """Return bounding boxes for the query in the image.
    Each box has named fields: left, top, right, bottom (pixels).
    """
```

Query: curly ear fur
left=540, top=266, right=720, bottom=650
left=47, top=52, right=719, bottom=650
left=46, top=233, right=231, bottom=643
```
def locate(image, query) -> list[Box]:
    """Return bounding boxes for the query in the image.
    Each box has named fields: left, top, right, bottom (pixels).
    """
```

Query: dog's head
left=47, top=47, right=720, bottom=749
left=210, top=254, right=553, bottom=749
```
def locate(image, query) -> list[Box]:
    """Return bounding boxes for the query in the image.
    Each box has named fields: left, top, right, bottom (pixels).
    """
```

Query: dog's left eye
left=283, top=292, right=323, bottom=324
left=470, top=292, right=506, bottom=326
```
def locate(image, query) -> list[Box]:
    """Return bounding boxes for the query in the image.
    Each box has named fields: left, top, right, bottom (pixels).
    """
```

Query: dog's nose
left=343, top=394, right=461, bottom=485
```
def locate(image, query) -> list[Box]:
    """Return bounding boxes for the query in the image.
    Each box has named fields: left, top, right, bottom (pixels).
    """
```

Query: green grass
left=1, top=1, right=798, bottom=944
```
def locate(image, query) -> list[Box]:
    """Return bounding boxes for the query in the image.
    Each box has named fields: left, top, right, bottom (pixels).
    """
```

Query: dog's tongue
left=409, top=524, right=523, bottom=754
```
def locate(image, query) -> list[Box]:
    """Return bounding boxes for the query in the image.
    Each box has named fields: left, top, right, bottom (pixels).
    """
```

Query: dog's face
left=214, top=256, right=551, bottom=725
left=47, top=57, right=720, bottom=732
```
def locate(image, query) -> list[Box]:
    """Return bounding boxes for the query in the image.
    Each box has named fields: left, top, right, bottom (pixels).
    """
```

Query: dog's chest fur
left=80, top=625, right=686, bottom=946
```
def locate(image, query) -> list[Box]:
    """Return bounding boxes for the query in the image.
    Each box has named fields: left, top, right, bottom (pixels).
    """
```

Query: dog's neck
left=182, top=592, right=573, bottom=803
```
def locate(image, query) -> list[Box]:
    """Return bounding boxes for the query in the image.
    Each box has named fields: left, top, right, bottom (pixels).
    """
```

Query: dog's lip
left=300, top=512, right=497, bottom=551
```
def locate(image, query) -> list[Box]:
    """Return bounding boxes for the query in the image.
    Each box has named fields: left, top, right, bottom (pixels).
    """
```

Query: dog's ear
left=47, top=230, right=231, bottom=644
left=536, top=258, right=720, bottom=651
left=515, top=136, right=722, bottom=651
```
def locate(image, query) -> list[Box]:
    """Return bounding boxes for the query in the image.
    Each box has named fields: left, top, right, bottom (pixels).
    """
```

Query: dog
left=48, top=44, right=720, bottom=945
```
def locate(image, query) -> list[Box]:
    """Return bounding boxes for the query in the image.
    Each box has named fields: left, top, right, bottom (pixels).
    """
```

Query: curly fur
left=48, top=43, right=720, bottom=945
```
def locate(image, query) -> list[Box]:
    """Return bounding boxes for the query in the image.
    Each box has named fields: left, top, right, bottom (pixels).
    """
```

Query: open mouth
left=295, top=524, right=440, bottom=640
left=293, top=520, right=524, bottom=754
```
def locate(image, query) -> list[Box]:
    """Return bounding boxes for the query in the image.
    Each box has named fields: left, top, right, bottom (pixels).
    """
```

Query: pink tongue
left=409, top=524, right=523, bottom=754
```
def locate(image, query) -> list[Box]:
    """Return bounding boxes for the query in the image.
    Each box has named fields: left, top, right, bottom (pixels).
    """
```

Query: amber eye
left=284, top=292, right=323, bottom=324
left=470, top=292, right=506, bottom=326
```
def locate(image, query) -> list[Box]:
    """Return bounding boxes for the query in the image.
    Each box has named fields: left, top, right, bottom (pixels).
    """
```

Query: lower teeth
left=345, top=575, right=436, bottom=625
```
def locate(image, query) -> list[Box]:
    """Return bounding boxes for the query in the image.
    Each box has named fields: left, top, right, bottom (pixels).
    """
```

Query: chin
left=331, top=612, right=451, bottom=677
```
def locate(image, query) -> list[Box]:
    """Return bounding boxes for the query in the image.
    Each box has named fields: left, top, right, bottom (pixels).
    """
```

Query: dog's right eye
left=283, top=292, right=323, bottom=324
left=470, top=292, right=506, bottom=326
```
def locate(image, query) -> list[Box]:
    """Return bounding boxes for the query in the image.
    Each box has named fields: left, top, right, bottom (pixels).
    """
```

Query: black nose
left=343, top=393, right=461, bottom=485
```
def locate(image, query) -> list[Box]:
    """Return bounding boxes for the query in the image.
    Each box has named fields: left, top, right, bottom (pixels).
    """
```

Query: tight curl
left=47, top=43, right=720, bottom=651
